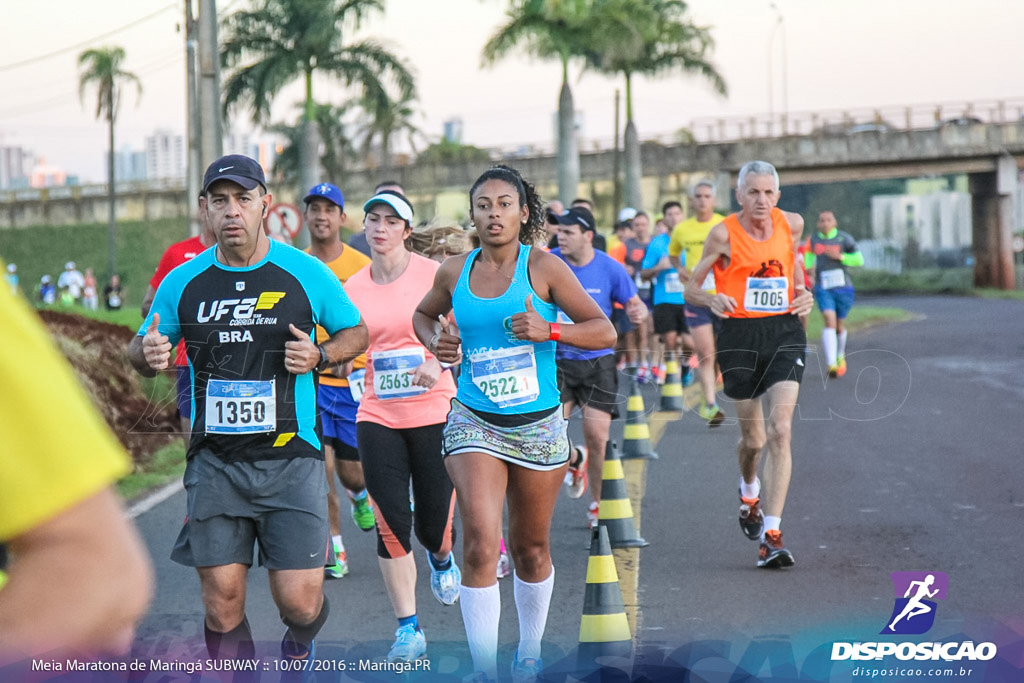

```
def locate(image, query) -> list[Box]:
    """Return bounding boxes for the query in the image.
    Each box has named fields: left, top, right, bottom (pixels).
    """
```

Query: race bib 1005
left=744, top=276, right=789, bottom=313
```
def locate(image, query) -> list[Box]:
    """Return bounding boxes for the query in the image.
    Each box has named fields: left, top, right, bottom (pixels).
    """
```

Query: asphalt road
left=125, top=295, right=1023, bottom=682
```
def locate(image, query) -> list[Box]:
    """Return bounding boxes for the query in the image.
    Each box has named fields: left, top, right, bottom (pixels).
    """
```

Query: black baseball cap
left=202, top=154, right=267, bottom=195
left=548, top=206, right=595, bottom=232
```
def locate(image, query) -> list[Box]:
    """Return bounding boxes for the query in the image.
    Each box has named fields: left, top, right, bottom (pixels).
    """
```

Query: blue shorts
left=317, top=383, right=358, bottom=450
left=814, top=286, right=855, bottom=319
left=684, top=303, right=715, bottom=328
left=612, top=307, right=635, bottom=334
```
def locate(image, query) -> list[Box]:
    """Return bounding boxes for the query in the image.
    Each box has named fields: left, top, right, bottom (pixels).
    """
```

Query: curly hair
left=408, top=220, right=471, bottom=261
left=469, top=164, right=546, bottom=246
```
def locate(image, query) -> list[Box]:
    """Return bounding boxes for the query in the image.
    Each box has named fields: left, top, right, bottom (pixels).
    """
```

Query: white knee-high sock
left=822, top=328, right=838, bottom=366
left=514, top=568, right=554, bottom=661
left=837, top=330, right=848, bottom=359
left=459, top=583, right=500, bottom=678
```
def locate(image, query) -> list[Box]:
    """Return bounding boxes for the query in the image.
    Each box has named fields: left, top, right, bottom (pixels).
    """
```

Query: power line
left=0, top=4, right=177, bottom=73
left=0, top=53, right=182, bottom=120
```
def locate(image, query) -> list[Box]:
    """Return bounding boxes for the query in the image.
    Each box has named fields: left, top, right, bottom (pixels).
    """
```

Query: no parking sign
left=265, top=203, right=302, bottom=242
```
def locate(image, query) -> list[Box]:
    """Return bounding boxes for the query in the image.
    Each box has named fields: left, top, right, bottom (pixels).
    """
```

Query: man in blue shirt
left=550, top=206, right=647, bottom=528
left=641, top=207, right=695, bottom=387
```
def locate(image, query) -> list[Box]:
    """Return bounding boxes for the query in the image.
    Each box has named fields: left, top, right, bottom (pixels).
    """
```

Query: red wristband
left=548, top=322, right=561, bottom=341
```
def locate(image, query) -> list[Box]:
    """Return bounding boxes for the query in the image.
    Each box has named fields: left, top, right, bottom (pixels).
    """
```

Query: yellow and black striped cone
left=578, top=525, right=632, bottom=666
left=659, top=358, right=684, bottom=411
left=621, top=379, right=657, bottom=460
left=598, top=441, right=649, bottom=548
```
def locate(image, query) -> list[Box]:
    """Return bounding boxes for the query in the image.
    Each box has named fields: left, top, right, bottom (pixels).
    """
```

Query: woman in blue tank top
left=414, top=165, right=616, bottom=681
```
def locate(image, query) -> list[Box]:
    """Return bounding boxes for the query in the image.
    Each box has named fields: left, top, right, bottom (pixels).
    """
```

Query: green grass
left=974, top=287, right=1024, bottom=301
left=855, top=268, right=974, bottom=294
left=805, top=305, right=916, bottom=342
left=117, top=440, right=187, bottom=501
left=40, top=300, right=145, bottom=329
left=0, top=218, right=190, bottom=310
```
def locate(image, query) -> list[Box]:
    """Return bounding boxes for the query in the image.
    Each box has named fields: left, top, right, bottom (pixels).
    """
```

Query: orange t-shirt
left=713, top=207, right=796, bottom=319
left=608, top=241, right=627, bottom=266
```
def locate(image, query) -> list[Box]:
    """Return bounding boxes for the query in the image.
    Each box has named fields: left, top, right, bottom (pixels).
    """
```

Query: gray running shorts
left=171, top=448, right=330, bottom=570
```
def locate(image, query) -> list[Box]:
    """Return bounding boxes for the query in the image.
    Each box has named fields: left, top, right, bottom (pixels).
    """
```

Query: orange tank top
left=713, top=207, right=796, bottom=319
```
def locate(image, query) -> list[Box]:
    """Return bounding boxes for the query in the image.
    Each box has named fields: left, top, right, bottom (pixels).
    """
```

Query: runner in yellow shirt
left=0, top=261, right=153, bottom=658
left=669, top=179, right=728, bottom=426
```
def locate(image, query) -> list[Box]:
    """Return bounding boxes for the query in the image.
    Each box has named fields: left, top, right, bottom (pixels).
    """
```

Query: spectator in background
left=57, top=261, right=85, bottom=303
left=5, top=263, right=19, bottom=296
left=82, top=268, right=99, bottom=311
left=38, top=275, right=55, bottom=306
left=103, top=274, right=123, bottom=310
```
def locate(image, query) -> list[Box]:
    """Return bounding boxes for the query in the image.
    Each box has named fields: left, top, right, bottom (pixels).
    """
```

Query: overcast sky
left=2, top=0, right=1022, bottom=183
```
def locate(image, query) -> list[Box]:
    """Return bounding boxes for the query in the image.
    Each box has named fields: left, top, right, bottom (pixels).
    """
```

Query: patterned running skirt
left=442, top=399, right=570, bottom=471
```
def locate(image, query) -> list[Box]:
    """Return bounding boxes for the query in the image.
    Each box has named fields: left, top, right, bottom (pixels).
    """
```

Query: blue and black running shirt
left=139, top=241, right=362, bottom=462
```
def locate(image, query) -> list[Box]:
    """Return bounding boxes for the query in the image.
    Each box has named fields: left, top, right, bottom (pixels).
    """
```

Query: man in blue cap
left=128, top=154, right=369, bottom=671
left=303, top=182, right=375, bottom=580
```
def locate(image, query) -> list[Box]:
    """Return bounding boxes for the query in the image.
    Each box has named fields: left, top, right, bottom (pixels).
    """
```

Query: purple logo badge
left=881, top=571, right=948, bottom=635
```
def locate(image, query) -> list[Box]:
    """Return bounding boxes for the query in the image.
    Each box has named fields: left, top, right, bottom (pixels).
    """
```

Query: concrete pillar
left=969, top=156, right=1017, bottom=289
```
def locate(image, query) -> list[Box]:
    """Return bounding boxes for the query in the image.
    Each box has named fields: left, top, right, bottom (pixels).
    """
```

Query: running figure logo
left=881, top=571, right=948, bottom=635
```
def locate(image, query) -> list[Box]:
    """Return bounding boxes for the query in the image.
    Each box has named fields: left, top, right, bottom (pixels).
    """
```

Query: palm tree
left=221, top=0, right=415, bottom=241
left=483, top=0, right=592, bottom=206
left=78, top=46, right=141, bottom=277
left=271, top=103, right=356, bottom=187
left=358, top=89, right=423, bottom=175
left=587, top=0, right=726, bottom=210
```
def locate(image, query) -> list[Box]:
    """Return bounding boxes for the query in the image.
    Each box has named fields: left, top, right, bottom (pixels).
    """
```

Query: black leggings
left=356, top=421, right=456, bottom=559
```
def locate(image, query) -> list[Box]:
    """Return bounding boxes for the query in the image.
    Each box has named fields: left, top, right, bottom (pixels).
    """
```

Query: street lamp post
left=768, top=2, right=788, bottom=134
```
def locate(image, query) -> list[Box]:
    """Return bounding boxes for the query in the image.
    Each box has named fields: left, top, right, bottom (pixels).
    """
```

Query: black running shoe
left=739, top=492, right=763, bottom=540
left=757, top=530, right=795, bottom=569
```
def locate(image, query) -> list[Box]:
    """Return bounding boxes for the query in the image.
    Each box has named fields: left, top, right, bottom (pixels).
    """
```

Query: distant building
left=224, top=131, right=277, bottom=176
left=871, top=192, right=972, bottom=252
left=145, top=130, right=186, bottom=180
left=113, top=144, right=147, bottom=182
left=443, top=118, right=463, bottom=144
left=29, top=158, right=67, bottom=188
left=0, top=144, right=32, bottom=189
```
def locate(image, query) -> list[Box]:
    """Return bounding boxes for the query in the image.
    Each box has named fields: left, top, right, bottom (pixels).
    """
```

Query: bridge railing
left=481, top=97, right=1024, bottom=157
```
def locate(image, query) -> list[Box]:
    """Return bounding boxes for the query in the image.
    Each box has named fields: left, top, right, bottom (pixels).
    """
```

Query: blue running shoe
left=511, top=649, right=543, bottom=683
left=387, top=623, right=426, bottom=663
left=427, top=551, right=461, bottom=606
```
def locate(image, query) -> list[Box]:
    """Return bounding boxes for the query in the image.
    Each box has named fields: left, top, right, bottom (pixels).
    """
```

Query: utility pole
left=198, top=0, right=223, bottom=165
left=185, top=0, right=201, bottom=236
left=613, top=89, right=621, bottom=214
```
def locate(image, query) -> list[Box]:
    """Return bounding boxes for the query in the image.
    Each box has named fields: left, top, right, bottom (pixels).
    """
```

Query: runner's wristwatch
left=316, top=344, right=330, bottom=373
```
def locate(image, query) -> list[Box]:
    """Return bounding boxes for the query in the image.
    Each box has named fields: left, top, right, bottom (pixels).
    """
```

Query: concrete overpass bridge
left=3, top=99, right=1022, bottom=288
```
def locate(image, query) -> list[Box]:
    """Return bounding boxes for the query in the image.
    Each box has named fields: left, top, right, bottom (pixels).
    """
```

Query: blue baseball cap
left=202, top=154, right=267, bottom=194
left=304, top=182, right=345, bottom=209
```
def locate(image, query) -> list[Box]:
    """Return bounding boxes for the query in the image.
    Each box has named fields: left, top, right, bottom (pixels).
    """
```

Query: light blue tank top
left=452, top=245, right=560, bottom=414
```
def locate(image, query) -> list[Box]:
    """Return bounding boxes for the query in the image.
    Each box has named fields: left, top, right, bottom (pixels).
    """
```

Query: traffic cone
left=578, top=525, right=632, bottom=667
left=659, top=358, right=684, bottom=411
left=598, top=441, right=648, bottom=548
left=621, top=379, right=657, bottom=460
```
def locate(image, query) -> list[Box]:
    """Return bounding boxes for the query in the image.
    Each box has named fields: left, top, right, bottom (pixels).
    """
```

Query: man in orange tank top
left=684, top=161, right=813, bottom=570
